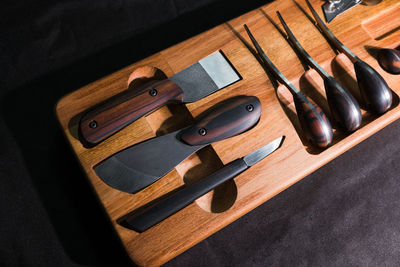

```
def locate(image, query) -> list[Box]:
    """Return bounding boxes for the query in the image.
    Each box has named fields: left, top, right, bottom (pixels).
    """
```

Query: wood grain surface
left=56, top=0, right=400, bottom=265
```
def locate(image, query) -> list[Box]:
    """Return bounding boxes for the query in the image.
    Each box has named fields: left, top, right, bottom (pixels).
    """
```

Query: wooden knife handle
left=79, top=79, right=184, bottom=146
left=354, top=59, right=392, bottom=114
left=121, top=158, right=248, bottom=232
left=180, top=95, right=261, bottom=146
left=324, top=76, right=362, bottom=132
left=293, top=93, right=333, bottom=148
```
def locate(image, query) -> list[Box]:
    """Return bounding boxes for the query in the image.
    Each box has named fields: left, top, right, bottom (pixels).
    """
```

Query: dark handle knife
left=78, top=51, right=241, bottom=146
left=120, top=136, right=284, bottom=232
left=94, top=95, right=261, bottom=194
left=79, top=79, right=184, bottom=146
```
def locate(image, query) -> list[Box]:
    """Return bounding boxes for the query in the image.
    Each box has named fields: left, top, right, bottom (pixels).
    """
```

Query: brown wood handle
left=180, top=96, right=261, bottom=146
left=79, top=79, right=184, bottom=146
left=354, top=59, right=392, bottom=114
left=324, top=77, right=362, bottom=132
left=293, top=93, right=333, bottom=148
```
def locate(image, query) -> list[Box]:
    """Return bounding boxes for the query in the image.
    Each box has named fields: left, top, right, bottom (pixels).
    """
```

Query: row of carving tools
left=245, top=0, right=393, bottom=149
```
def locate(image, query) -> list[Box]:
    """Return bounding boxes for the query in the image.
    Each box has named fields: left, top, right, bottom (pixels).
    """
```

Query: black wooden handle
left=121, top=158, right=248, bottom=232
left=377, top=48, right=400, bottom=75
left=180, top=96, right=261, bottom=146
left=354, top=59, right=392, bottom=114
left=324, top=77, right=362, bottom=132
left=293, top=93, right=333, bottom=148
left=79, top=79, right=184, bottom=146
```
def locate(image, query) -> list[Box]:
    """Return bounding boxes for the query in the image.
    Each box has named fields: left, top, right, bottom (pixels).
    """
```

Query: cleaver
left=94, top=95, right=261, bottom=194
left=79, top=51, right=241, bottom=146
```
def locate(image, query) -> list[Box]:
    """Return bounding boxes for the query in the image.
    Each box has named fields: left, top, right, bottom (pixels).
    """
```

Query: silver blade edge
left=243, top=136, right=284, bottom=167
left=170, top=50, right=241, bottom=103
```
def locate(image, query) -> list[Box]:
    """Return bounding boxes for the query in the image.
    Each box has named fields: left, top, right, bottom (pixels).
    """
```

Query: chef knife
left=79, top=50, right=241, bottom=146
left=94, top=95, right=261, bottom=194
left=120, top=136, right=284, bottom=232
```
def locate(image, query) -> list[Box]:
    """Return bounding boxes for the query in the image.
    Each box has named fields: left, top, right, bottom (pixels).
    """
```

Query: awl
left=79, top=50, right=241, bottom=146
left=120, top=136, right=284, bottom=232
left=94, top=95, right=261, bottom=193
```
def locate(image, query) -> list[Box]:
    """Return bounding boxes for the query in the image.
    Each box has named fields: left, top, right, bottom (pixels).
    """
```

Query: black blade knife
left=94, top=95, right=261, bottom=194
left=120, top=136, right=284, bottom=232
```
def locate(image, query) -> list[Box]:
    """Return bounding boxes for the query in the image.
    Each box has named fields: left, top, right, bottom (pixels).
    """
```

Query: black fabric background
left=1, top=0, right=400, bottom=266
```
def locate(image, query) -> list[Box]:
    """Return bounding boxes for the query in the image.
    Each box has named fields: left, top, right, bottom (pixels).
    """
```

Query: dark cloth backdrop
left=1, top=0, right=400, bottom=266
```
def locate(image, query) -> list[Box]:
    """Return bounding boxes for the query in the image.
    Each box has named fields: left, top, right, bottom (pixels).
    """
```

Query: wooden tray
left=56, top=0, right=400, bottom=265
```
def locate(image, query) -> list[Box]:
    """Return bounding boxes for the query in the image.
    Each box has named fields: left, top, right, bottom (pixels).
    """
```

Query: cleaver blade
left=94, top=95, right=261, bottom=194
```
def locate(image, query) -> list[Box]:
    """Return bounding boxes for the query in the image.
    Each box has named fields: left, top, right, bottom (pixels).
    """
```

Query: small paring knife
left=120, top=136, right=284, bottom=232
left=94, top=95, right=261, bottom=194
left=79, top=50, right=241, bottom=146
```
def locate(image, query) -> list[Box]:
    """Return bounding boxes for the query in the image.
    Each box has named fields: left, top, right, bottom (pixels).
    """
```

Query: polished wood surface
left=56, top=0, right=400, bottom=265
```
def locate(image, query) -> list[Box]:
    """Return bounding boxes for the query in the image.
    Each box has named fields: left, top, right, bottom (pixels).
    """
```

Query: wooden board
left=56, top=0, right=400, bottom=265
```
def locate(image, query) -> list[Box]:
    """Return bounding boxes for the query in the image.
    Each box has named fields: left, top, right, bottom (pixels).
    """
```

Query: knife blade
left=323, top=0, right=360, bottom=23
left=120, top=136, right=284, bottom=232
left=79, top=50, right=241, bottom=146
left=94, top=95, right=261, bottom=194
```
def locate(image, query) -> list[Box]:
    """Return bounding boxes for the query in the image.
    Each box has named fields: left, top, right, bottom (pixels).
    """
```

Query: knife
left=120, top=136, right=284, bottom=232
left=323, top=0, right=360, bottom=23
left=79, top=50, right=241, bottom=146
left=94, top=95, right=261, bottom=193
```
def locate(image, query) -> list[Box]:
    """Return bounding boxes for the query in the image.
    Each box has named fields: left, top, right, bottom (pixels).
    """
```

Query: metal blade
left=243, top=24, right=299, bottom=95
left=305, top=0, right=359, bottom=62
left=94, top=130, right=205, bottom=193
left=322, top=0, right=360, bottom=23
left=276, top=11, right=330, bottom=79
left=170, top=51, right=241, bottom=102
left=243, top=136, right=284, bottom=167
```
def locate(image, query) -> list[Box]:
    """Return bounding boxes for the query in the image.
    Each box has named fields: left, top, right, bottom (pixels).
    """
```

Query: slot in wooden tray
left=56, top=0, right=400, bottom=265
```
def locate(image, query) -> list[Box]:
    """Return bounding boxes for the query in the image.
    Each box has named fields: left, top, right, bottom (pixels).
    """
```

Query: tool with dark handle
left=79, top=51, right=241, bottom=146
left=244, top=24, right=332, bottom=148
left=94, top=95, right=261, bottom=194
left=120, top=136, right=284, bottom=232
left=80, top=80, right=184, bottom=145
left=377, top=48, right=400, bottom=75
left=305, top=0, right=392, bottom=114
left=277, top=11, right=362, bottom=132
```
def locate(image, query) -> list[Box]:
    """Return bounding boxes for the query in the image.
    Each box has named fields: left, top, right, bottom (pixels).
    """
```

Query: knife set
left=78, top=50, right=284, bottom=231
left=77, top=0, right=393, bottom=232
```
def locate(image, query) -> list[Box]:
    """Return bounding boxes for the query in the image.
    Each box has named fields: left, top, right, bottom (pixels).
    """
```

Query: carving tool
left=323, top=0, right=361, bottom=23
left=120, top=136, right=284, bottom=232
left=277, top=11, right=362, bottom=132
left=94, top=95, right=261, bottom=193
left=377, top=48, right=400, bottom=75
left=79, top=50, right=241, bottom=146
left=323, top=0, right=381, bottom=23
left=306, top=0, right=392, bottom=114
left=244, top=24, right=333, bottom=148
